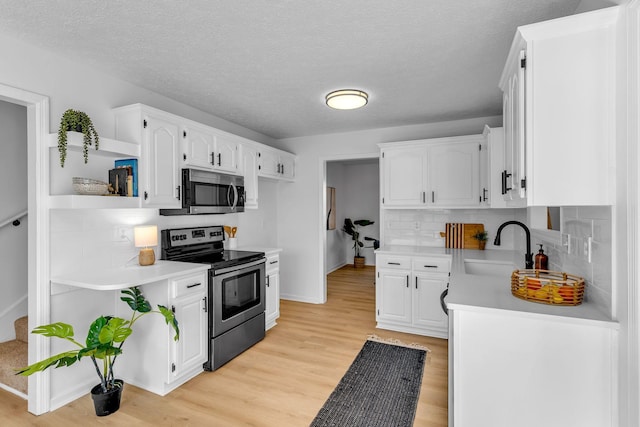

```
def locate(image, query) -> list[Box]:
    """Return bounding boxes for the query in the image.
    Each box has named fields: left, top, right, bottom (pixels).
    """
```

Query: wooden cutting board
left=445, top=223, right=485, bottom=249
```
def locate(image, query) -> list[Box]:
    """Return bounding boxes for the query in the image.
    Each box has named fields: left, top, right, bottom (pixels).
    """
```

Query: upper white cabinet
left=428, top=140, right=480, bottom=207
left=241, top=142, right=259, bottom=209
left=182, top=123, right=239, bottom=174
left=483, top=125, right=508, bottom=208
left=113, top=105, right=181, bottom=208
left=380, top=135, right=483, bottom=209
left=259, top=147, right=295, bottom=181
left=499, top=8, right=618, bottom=206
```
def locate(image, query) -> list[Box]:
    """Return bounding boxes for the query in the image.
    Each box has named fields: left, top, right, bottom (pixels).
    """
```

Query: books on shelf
left=114, top=158, right=138, bottom=197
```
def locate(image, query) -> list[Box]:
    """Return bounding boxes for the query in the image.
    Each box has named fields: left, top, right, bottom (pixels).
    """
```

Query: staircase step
left=0, top=339, right=27, bottom=394
left=15, top=316, right=28, bottom=343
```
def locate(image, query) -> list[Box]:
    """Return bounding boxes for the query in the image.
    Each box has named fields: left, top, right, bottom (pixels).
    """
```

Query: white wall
left=0, top=100, right=28, bottom=342
left=273, top=116, right=502, bottom=303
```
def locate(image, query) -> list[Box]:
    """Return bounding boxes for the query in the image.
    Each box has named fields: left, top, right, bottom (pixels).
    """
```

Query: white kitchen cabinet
left=113, top=105, right=181, bottom=208
left=380, top=145, right=427, bottom=207
left=115, top=271, right=208, bottom=396
left=241, top=143, right=259, bottom=209
left=482, top=125, right=508, bottom=208
left=170, top=273, right=208, bottom=379
left=265, top=253, right=280, bottom=330
left=428, top=140, right=480, bottom=207
left=379, top=135, right=483, bottom=209
left=376, top=268, right=412, bottom=324
left=258, top=147, right=296, bottom=181
left=375, top=254, right=450, bottom=338
left=450, top=307, right=617, bottom=427
left=499, top=8, right=618, bottom=206
left=182, top=123, right=240, bottom=174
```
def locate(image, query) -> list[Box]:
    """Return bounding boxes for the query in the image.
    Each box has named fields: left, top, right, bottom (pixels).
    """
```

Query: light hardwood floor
left=1, top=266, right=448, bottom=426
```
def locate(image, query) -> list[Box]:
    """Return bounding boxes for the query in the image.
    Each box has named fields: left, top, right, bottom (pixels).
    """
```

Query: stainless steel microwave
left=160, top=169, right=245, bottom=215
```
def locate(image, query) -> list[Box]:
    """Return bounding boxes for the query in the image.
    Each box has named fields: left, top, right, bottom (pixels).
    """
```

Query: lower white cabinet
left=265, top=253, right=280, bottom=330
left=375, top=254, right=450, bottom=338
left=449, top=308, right=618, bottom=427
left=116, top=271, right=208, bottom=396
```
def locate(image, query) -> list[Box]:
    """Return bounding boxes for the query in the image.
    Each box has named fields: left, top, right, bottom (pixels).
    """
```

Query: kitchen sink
left=464, top=259, right=517, bottom=276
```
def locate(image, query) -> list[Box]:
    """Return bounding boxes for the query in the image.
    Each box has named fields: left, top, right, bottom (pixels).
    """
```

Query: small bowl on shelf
left=72, top=177, right=109, bottom=195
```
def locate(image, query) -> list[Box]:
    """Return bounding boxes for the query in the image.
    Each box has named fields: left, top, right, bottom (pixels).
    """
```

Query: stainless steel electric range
left=161, top=226, right=266, bottom=370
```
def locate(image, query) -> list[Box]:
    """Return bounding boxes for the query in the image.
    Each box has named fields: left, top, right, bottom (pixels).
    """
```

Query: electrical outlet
left=117, top=227, right=132, bottom=242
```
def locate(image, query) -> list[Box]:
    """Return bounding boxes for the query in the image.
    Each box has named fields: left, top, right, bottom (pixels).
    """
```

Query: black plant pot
left=90, top=379, right=124, bottom=416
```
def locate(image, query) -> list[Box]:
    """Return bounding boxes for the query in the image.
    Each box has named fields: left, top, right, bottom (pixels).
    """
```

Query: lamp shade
left=134, top=225, right=158, bottom=248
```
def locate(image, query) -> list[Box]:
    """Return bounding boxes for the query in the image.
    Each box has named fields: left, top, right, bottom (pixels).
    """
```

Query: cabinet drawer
left=412, top=257, right=451, bottom=273
left=377, top=255, right=411, bottom=269
left=172, top=272, right=207, bottom=298
left=266, top=255, right=280, bottom=273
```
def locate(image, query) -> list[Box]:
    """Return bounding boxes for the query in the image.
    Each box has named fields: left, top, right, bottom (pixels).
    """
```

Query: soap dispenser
left=535, top=244, right=548, bottom=270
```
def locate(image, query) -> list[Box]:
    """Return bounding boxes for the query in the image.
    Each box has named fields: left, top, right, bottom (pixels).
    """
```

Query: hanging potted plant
left=342, top=218, right=377, bottom=268
left=16, top=287, right=178, bottom=417
left=58, top=109, right=100, bottom=167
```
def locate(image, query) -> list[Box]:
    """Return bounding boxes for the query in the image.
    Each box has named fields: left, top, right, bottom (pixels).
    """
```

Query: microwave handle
left=231, top=183, right=238, bottom=210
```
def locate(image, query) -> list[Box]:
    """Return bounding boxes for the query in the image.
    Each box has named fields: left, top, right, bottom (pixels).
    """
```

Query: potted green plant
left=473, top=230, right=489, bottom=250
left=342, top=218, right=376, bottom=268
left=16, top=287, right=178, bottom=417
left=58, top=109, right=100, bottom=167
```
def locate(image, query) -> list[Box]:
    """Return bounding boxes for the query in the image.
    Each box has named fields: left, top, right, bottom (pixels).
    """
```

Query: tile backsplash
left=532, top=206, right=612, bottom=317
left=383, top=208, right=527, bottom=250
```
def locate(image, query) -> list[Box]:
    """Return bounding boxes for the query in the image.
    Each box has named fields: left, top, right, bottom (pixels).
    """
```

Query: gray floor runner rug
left=310, top=339, right=427, bottom=427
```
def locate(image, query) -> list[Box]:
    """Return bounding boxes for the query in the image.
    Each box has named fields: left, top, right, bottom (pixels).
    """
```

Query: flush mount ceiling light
left=325, top=89, right=368, bottom=110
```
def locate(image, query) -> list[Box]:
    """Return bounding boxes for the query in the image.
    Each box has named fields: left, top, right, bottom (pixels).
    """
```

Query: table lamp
left=134, top=225, right=158, bottom=266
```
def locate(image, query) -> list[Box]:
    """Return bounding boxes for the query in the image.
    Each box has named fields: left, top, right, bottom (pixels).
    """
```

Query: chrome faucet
left=493, top=221, right=534, bottom=269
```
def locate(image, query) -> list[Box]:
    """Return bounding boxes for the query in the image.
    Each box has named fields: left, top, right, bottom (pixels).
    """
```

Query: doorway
left=0, top=83, right=50, bottom=415
left=0, top=100, right=28, bottom=397
left=321, top=154, right=379, bottom=301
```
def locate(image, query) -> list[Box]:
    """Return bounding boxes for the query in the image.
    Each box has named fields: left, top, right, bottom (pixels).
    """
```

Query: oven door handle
left=213, top=258, right=265, bottom=276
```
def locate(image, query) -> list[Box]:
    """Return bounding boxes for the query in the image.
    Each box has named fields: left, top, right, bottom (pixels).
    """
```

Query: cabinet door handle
left=176, top=186, right=181, bottom=200
left=217, top=153, right=222, bottom=166
left=482, top=188, right=488, bottom=202
left=269, top=260, right=279, bottom=265
left=415, top=277, right=418, bottom=289
left=186, top=282, right=202, bottom=289
left=432, top=191, right=435, bottom=203
left=388, top=262, right=401, bottom=265
left=424, top=265, right=438, bottom=268
left=211, top=152, right=215, bottom=165
left=281, top=164, right=284, bottom=175
left=406, top=275, right=409, bottom=287
left=266, top=276, right=270, bottom=287
left=202, top=296, right=207, bottom=312
left=422, top=191, right=426, bottom=203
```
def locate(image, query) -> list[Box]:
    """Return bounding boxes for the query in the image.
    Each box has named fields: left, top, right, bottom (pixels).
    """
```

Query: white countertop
left=237, top=246, right=282, bottom=256
left=50, top=260, right=210, bottom=292
left=376, top=245, right=618, bottom=328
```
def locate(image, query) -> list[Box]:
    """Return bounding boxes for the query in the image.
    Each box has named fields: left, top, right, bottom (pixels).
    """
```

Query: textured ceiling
left=0, top=0, right=582, bottom=139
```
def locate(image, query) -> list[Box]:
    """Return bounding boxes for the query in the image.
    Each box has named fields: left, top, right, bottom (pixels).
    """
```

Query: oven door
left=183, top=169, right=245, bottom=214
left=210, top=258, right=265, bottom=336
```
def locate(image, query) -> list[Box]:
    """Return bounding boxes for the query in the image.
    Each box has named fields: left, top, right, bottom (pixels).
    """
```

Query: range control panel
left=162, top=226, right=224, bottom=247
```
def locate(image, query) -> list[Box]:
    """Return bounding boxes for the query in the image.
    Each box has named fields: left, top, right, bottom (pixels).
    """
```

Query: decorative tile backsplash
left=532, top=206, right=612, bottom=316
left=383, top=208, right=527, bottom=249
